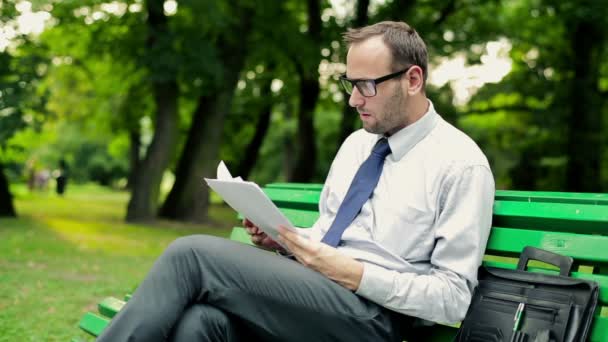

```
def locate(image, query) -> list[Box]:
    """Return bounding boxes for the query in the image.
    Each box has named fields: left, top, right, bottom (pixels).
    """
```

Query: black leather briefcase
left=456, top=247, right=599, bottom=342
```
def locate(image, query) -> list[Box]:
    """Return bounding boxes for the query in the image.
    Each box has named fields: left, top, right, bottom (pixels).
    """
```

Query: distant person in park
left=26, top=158, right=51, bottom=191
left=98, top=21, right=495, bottom=341
left=54, top=159, right=68, bottom=195
left=36, top=169, right=51, bottom=191
left=26, top=158, right=37, bottom=191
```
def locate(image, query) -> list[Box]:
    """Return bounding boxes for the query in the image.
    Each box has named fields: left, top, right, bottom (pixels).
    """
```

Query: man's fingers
left=279, top=226, right=307, bottom=248
left=243, top=218, right=257, bottom=229
left=245, top=225, right=262, bottom=235
left=251, top=234, right=264, bottom=244
left=278, top=227, right=307, bottom=256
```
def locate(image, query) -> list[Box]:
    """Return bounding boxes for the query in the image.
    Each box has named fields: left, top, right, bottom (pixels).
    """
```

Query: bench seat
left=77, top=184, right=608, bottom=341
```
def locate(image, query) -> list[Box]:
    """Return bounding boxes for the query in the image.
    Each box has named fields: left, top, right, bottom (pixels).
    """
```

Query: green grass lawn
left=0, top=184, right=236, bottom=341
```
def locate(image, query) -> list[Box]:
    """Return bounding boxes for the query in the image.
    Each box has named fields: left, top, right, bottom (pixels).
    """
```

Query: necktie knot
left=372, top=138, right=391, bottom=159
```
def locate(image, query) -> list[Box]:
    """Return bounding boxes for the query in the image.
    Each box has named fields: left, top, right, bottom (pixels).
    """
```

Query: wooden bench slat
left=591, top=316, right=608, bottom=342
left=487, top=227, right=608, bottom=263
left=265, top=183, right=324, bottom=191
left=262, top=188, right=320, bottom=210
left=237, top=208, right=318, bottom=228
left=98, top=297, right=125, bottom=319
left=257, top=190, right=608, bottom=236
left=279, top=208, right=318, bottom=227
left=265, top=184, right=608, bottom=206
left=493, top=201, right=608, bottom=234
left=495, top=190, right=608, bottom=205
left=273, top=202, right=608, bottom=235
left=78, top=312, right=110, bottom=337
left=494, top=200, right=608, bottom=223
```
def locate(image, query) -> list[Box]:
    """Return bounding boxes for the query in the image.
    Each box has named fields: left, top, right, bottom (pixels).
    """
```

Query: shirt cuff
left=355, top=262, right=394, bottom=303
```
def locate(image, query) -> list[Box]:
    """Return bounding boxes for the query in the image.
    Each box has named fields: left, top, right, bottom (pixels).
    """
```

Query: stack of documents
left=204, top=161, right=300, bottom=250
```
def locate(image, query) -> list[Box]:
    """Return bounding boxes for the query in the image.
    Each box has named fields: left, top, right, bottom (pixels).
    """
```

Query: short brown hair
left=343, top=21, right=428, bottom=83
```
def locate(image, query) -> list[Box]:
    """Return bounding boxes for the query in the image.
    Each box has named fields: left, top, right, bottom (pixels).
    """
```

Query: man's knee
left=168, top=235, right=213, bottom=250
left=163, top=235, right=225, bottom=259
left=170, top=304, right=237, bottom=342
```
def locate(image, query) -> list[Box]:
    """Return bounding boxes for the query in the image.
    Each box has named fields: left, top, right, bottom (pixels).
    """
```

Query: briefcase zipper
left=480, top=295, right=559, bottom=323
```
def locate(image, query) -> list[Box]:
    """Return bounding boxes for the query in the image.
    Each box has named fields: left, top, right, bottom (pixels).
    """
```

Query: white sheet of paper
left=204, top=161, right=300, bottom=251
left=217, top=161, right=243, bottom=182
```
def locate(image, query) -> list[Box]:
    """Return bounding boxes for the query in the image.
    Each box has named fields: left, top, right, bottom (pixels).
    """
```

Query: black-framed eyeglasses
left=339, top=66, right=413, bottom=97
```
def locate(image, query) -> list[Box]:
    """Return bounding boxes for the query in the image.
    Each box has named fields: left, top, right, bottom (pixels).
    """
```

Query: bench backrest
left=232, top=183, right=608, bottom=341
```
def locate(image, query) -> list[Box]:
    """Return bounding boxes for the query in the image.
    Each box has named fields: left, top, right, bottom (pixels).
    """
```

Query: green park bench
left=76, top=183, right=608, bottom=341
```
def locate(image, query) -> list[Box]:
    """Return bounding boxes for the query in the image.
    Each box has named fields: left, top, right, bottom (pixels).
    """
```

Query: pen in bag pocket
left=509, top=303, right=526, bottom=342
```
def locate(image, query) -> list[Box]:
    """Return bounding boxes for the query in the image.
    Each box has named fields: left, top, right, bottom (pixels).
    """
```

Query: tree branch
left=433, top=0, right=457, bottom=27
left=463, top=104, right=538, bottom=115
left=354, top=0, right=370, bottom=27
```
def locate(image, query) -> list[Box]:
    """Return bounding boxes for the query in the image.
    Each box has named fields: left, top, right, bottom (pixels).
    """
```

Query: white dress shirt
left=306, top=100, right=495, bottom=324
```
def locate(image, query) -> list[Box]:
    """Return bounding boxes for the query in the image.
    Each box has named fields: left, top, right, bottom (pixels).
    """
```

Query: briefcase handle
left=517, top=246, right=574, bottom=276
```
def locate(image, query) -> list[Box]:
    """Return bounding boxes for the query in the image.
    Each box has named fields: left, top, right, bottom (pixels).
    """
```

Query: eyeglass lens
left=356, top=81, right=376, bottom=96
left=340, top=77, right=354, bottom=94
left=340, top=78, right=376, bottom=97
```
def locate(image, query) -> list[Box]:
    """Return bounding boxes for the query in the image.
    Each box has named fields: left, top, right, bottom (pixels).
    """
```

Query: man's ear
left=405, top=66, right=424, bottom=94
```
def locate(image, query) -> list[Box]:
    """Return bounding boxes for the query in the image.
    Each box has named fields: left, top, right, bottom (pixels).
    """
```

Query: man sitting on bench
left=98, top=21, right=495, bottom=342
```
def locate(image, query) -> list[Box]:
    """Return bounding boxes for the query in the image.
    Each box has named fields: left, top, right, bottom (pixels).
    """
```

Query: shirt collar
left=379, top=100, right=439, bottom=161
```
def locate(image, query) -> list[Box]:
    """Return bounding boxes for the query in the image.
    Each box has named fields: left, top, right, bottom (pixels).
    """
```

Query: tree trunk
left=354, top=0, right=370, bottom=27
left=235, top=76, right=274, bottom=179
left=337, top=103, right=359, bottom=150
left=510, top=145, right=541, bottom=190
left=159, top=10, right=252, bottom=222
left=126, top=128, right=141, bottom=189
left=126, top=82, right=179, bottom=221
left=158, top=94, right=214, bottom=222
left=337, top=0, right=370, bottom=150
left=283, top=106, right=295, bottom=178
left=565, top=21, right=603, bottom=192
left=0, top=163, right=16, bottom=217
left=374, top=0, right=417, bottom=22
left=289, top=0, right=321, bottom=182
left=159, top=82, right=238, bottom=222
left=126, top=0, right=179, bottom=221
left=290, top=77, right=319, bottom=181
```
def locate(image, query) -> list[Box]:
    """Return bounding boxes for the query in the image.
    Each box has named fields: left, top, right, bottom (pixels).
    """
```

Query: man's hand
left=278, top=226, right=364, bottom=291
left=243, top=218, right=283, bottom=251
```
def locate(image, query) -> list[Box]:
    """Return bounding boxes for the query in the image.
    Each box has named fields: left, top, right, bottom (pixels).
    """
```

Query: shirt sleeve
left=355, top=164, right=495, bottom=324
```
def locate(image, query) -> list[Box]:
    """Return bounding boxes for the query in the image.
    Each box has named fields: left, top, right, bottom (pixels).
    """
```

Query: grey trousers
left=96, top=235, right=405, bottom=342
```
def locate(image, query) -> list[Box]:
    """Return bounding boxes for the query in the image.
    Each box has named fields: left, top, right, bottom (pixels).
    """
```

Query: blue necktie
left=321, top=138, right=392, bottom=247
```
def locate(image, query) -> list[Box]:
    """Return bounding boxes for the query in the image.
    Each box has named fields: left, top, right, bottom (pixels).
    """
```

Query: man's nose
left=348, top=87, right=365, bottom=108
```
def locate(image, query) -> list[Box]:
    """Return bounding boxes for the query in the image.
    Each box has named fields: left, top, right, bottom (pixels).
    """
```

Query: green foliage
left=6, top=119, right=130, bottom=186
left=2, top=0, right=608, bottom=198
left=461, top=0, right=608, bottom=190
left=0, top=45, right=47, bottom=147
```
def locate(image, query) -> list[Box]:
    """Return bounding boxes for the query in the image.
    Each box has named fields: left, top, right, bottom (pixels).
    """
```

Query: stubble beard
left=363, top=85, right=406, bottom=135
